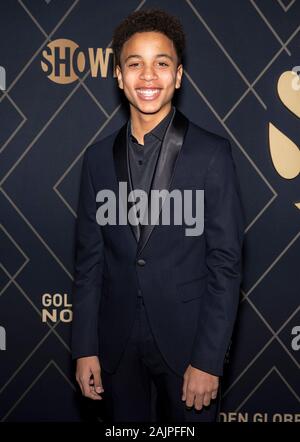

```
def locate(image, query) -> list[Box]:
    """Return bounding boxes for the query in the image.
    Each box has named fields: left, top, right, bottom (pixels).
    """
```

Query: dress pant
left=101, top=296, right=221, bottom=423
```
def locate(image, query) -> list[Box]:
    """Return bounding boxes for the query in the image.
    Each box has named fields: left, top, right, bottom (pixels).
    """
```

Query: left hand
left=182, top=364, right=219, bottom=410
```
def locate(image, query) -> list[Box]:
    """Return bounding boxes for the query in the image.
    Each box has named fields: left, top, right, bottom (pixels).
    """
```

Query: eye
left=129, top=63, right=139, bottom=67
left=158, top=62, right=168, bottom=67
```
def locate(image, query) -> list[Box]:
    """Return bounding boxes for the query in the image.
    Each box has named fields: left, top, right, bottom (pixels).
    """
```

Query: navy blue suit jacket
left=71, top=107, right=245, bottom=377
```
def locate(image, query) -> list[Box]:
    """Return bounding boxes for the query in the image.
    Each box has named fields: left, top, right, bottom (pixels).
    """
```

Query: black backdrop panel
left=0, top=0, right=299, bottom=422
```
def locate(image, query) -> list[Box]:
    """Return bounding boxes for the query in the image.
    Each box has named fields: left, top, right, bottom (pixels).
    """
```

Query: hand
left=75, top=356, right=104, bottom=400
left=182, top=364, right=219, bottom=411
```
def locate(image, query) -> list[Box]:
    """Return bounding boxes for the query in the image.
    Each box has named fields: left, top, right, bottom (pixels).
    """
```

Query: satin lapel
left=112, top=122, right=140, bottom=243
left=137, top=108, right=189, bottom=256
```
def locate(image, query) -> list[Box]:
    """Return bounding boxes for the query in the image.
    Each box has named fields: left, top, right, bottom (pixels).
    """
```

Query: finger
left=92, top=368, right=104, bottom=395
left=89, top=379, right=94, bottom=389
left=84, top=386, right=102, bottom=400
left=89, top=378, right=95, bottom=394
left=211, top=389, right=218, bottom=400
left=81, top=377, right=101, bottom=400
left=90, top=384, right=96, bottom=394
left=81, top=376, right=89, bottom=396
left=185, top=386, right=196, bottom=408
left=86, top=390, right=102, bottom=400
left=181, top=376, right=188, bottom=401
left=203, top=392, right=212, bottom=407
left=194, top=392, right=204, bottom=410
left=88, top=390, right=102, bottom=400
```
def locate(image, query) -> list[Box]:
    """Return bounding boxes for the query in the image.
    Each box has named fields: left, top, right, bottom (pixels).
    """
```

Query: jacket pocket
left=176, top=273, right=208, bottom=303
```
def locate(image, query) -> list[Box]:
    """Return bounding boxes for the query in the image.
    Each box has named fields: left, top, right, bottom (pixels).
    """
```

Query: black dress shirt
left=127, top=106, right=175, bottom=198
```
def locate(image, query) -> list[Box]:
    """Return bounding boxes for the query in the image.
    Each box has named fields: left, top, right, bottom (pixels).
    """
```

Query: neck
left=129, top=103, right=172, bottom=145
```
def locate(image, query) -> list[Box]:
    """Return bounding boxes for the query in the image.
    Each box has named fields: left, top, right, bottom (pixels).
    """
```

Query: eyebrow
left=124, top=53, right=174, bottom=63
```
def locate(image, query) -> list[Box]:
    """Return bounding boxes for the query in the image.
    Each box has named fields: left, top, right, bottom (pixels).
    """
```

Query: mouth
left=135, top=88, right=162, bottom=101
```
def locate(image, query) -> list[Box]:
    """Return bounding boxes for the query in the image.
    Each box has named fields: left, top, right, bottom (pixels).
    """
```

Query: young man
left=71, top=9, right=245, bottom=422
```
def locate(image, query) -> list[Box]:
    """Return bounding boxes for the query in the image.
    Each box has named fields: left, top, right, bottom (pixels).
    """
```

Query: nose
left=139, top=65, right=158, bottom=81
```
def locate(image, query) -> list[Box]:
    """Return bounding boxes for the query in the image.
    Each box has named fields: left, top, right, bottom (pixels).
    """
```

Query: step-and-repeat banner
left=0, top=0, right=299, bottom=422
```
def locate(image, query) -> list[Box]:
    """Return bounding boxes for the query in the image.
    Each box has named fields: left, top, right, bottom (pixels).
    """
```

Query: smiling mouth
left=136, top=88, right=162, bottom=100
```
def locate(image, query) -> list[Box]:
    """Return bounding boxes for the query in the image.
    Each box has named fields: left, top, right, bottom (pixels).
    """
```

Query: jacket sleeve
left=189, top=139, right=245, bottom=376
left=71, top=147, right=104, bottom=360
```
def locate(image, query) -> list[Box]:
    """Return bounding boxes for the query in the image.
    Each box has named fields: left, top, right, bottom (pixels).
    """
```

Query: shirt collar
left=128, top=105, right=175, bottom=143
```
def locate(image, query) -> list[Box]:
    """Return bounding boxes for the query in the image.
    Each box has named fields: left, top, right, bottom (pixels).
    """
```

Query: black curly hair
left=112, top=8, right=186, bottom=69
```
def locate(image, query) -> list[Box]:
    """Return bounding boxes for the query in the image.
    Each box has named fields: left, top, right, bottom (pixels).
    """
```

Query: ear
left=175, top=64, right=183, bottom=89
left=115, top=65, right=124, bottom=90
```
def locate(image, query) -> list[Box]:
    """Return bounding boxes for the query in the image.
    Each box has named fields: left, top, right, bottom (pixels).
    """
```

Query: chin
left=136, top=101, right=167, bottom=115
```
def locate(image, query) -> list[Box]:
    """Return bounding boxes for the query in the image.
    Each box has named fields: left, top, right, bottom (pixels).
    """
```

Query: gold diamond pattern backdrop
left=0, top=0, right=299, bottom=422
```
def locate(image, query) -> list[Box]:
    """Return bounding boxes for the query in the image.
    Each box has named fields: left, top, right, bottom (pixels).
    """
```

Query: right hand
left=75, top=355, right=104, bottom=400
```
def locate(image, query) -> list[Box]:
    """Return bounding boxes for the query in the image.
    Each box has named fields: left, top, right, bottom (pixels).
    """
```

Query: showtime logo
left=41, top=39, right=115, bottom=84
left=269, top=66, right=300, bottom=210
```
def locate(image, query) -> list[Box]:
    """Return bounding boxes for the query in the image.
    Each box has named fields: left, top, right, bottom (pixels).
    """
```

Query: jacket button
left=137, top=258, right=146, bottom=266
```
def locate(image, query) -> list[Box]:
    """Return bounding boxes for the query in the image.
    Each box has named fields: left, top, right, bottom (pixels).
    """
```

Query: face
left=115, top=31, right=183, bottom=116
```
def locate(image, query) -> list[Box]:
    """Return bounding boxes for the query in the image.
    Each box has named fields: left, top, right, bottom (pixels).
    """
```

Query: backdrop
left=0, top=0, right=299, bottom=422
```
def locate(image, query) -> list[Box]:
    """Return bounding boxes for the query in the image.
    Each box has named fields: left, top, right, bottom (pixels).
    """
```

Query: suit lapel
left=137, top=108, right=189, bottom=256
left=113, top=122, right=140, bottom=243
left=113, top=107, right=189, bottom=254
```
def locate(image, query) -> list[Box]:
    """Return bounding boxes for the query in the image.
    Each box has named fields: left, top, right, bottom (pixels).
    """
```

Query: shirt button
left=138, top=160, right=143, bottom=165
left=137, top=259, right=146, bottom=266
